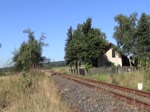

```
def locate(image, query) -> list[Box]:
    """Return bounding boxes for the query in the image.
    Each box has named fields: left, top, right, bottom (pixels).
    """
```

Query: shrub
left=85, top=63, right=92, bottom=70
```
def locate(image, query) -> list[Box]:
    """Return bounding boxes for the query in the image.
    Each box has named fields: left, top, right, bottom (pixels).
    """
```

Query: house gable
left=105, top=48, right=122, bottom=66
left=97, top=47, right=122, bottom=67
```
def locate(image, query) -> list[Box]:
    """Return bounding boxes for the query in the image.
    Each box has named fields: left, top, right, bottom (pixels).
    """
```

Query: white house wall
left=105, top=48, right=122, bottom=66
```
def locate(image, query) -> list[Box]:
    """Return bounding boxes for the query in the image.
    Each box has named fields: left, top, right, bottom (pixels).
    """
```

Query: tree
left=81, top=18, right=107, bottom=67
left=72, top=24, right=84, bottom=74
left=65, top=25, right=84, bottom=74
left=82, top=28, right=106, bottom=67
left=64, top=26, right=74, bottom=67
left=13, top=28, right=47, bottom=71
left=82, top=18, right=92, bottom=36
left=113, top=12, right=137, bottom=56
left=12, top=49, right=22, bottom=71
left=65, top=18, right=107, bottom=74
left=135, top=13, right=150, bottom=69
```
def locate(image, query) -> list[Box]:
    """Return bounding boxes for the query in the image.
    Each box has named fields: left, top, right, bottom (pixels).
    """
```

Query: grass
left=88, top=71, right=150, bottom=92
left=0, top=70, right=69, bottom=112
left=52, top=66, right=70, bottom=74
left=0, top=72, right=15, bottom=77
left=50, top=66, right=150, bottom=91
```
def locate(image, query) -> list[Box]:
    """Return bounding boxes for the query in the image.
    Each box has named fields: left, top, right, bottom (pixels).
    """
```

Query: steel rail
left=53, top=72, right=150, bottom=110
left=54, top=71, right=150, bottom=97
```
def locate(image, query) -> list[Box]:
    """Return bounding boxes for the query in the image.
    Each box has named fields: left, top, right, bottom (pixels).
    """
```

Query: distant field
left=0, top=70, right=69, bottom=112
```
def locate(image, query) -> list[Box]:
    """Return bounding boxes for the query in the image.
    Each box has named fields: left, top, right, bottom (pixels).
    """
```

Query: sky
left=0, top=0, right=149, bottom=68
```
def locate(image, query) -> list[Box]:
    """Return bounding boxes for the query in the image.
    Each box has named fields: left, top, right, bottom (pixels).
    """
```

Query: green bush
left=85, top=63, right=92, bottom=70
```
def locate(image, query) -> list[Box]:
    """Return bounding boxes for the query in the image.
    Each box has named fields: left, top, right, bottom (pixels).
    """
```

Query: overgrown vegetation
left=52, top=66, right=150, bottom=92
left=89, top=71, right=150, bottom=92
left=12, top=28, right=48, bottom=71
left=53, top=66, right=70, bottom=74
left=0, top=71, right=69, bottom=112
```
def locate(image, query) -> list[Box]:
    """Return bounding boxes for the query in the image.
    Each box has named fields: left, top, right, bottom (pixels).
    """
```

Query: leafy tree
left=12, top=49, right=22, bottom=71
left=13, top=29, right=47, bottom=71
left=65, top=25, right=84, bottom=74
left=82, top=18, right=92, bottom=36
left=135, top=13, right=150, bottom=69
left=64, top=26, right=74, bottom=67
left=113, top=12, right=137, bottom=56
left=81, top=18, right=107, bottom=67
left=82, top=28, right=106, bottom=66
left=65, top=18, right=107, bottom=74
left=72, top=24, right=84, bottom=74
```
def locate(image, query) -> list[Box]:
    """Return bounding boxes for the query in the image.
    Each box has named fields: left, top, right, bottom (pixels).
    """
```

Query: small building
left=97, top=43, right=130, bottom=67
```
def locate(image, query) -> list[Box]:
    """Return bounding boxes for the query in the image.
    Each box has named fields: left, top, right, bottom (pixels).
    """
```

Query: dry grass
left=0, top=70, right=69, bottom=112
left=52, top=66, right=70, bottom=74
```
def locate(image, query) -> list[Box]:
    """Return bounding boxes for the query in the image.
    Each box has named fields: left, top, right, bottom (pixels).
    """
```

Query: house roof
left=104, top=43, right=122, bottom=56
left=104, top=43, right=116, bottom=51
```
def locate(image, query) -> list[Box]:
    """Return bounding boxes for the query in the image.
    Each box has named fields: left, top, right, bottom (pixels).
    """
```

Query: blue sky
left=0, top=0, right=149, bottom=67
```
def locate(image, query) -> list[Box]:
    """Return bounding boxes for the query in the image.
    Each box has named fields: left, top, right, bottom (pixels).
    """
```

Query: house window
left=112, top=49, right=115, bottom=58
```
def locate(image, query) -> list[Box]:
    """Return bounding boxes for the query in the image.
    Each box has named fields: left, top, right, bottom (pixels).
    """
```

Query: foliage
left=65, top=18, right=107, bottom=74
left=0, top=71, right=69, bottom=112
left=113, top=12, right=137, bottom=56
left=12, top=28, right=47, bottom=71
left=64, top=26, right=74, bottom=66
left=113, top=12, right=150, bottom=68
left=42, top=61, right=66, bottom=69
left=135, top=13, right=150, bottom=69
left=82, top=28, right=106, bottom=65
left=111, top=62, right=115, bottom=67
left=85, top=63, right=92, bottom=70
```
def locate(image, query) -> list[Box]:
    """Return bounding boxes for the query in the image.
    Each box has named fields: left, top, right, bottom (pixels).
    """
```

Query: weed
left=89, top=71, right=150, bottom=92
left=0, top=70, right=69, bottom=112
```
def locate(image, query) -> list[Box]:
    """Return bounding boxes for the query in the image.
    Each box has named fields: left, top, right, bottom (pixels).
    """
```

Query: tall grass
left=53, top=66, right=70, bottom=74
left=0, top=70, right=69, bottom=112
left=52, top=66, right=150, bottom=91
left=89, top=71, right=150, bottom=92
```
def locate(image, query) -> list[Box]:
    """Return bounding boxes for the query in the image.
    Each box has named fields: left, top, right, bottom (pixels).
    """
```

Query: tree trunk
left=77, top=60, right=80, bottom=75
left=75, top=60, right=80, bottom=75
left=75, top=60, right=78, bottom=75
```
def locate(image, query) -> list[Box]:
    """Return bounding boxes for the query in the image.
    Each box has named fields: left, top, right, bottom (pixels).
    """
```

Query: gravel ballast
left=53, top=75, right=147, bottom=112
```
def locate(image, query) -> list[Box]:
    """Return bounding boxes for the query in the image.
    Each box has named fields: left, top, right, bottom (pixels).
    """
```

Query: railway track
left=49, top=70, right=150, bottom=110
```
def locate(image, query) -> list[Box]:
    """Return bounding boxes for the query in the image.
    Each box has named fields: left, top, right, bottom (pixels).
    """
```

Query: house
left=97, top=43, right=130, bottom=67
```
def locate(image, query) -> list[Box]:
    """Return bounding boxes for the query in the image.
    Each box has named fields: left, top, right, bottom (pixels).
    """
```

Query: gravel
left=53, top=75, right=148, bottom=112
